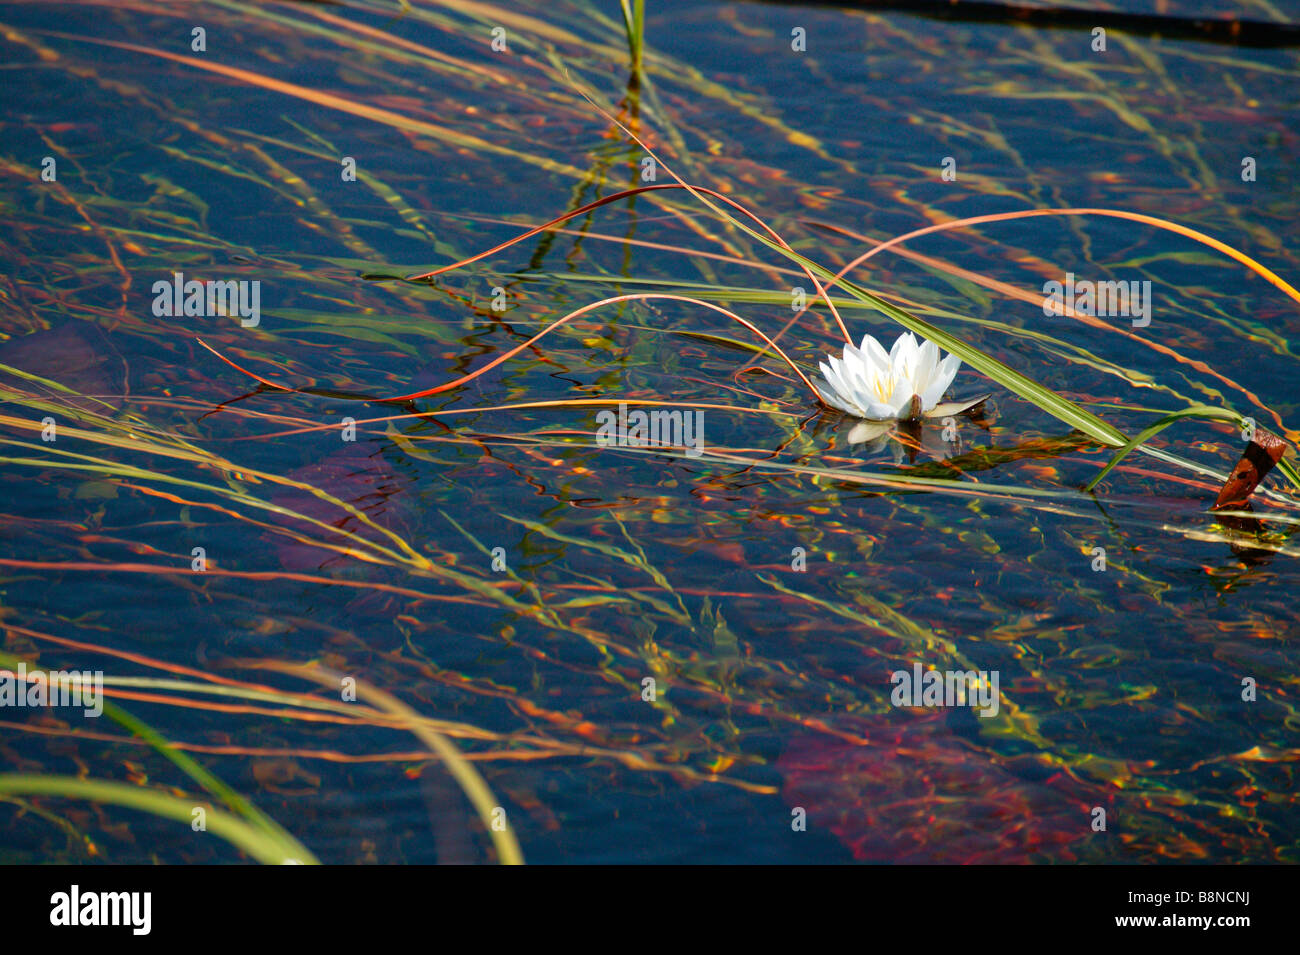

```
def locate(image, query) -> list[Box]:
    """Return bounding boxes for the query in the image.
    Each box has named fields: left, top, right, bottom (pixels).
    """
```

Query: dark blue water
left=1, top=0, right=1299, bottom=864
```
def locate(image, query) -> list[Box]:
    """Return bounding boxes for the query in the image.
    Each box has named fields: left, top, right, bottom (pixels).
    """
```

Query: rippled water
left=1, top=0, right=1299, bottom=863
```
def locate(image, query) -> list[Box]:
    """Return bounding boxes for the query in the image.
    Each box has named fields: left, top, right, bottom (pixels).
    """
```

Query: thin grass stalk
left=0, top=775, right=317, bottom=864
left=619, top=0, right=645, bottom=80
left=567, top=79, right=1131, bottom=448
left=200, top=292, right=822, bottom=400
left=244, top=663, right=525, bottom=865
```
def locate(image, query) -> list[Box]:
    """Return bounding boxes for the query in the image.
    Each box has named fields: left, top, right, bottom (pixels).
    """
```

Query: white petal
left=842, top=343, right=863, bottom=374
left=817, top=358, right=840, bottom=392
left=884, top=374, right=914, bottom=418
left=841, top=345, right=874, bottom=394
left=831, top=355, right=869, bottom=411
left=923, top=394, right=990, bottom=418
left=821, top=357, right=847, bottom=393
left=816, top=379, right=856, bottom=415
left=819, top=390, right=854, bottom=415
left=859, top=335, right=891, bottom=373
left=918, top=340, right=940, bottom=386
left=847, top=420, right=893, bottom=444
left=848, top=346, right=881, bottom=398
left=921, top=353, right=961, bottom=409
left=843, top=343, right=869, bottom=371
left=826, top=359, right=875, bottom=416
left=889, top=332, right=913, bottom=365
left=896, top=334, right=923, bottom=391
left=818, top=338, right=965, bottom=423
left=919, top=379, right=946, bottom=410
left=940, top=351, right=961, bottom=381
left=819, top=359, right=851, bottom=403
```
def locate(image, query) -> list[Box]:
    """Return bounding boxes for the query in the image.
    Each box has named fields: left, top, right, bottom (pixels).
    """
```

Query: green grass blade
left=265, top=664, right=525, bottom=865
left=1083, top=406, right=1299, bottom=493
left=100, top=701, right=297, bottom=844
left=0, top=649, right=315, bottom=855
left=0, top=775, right=317, bottom=864
left=570, top=96, right=1134, bottom=448
left=721, top=230, right=1131, bottom=447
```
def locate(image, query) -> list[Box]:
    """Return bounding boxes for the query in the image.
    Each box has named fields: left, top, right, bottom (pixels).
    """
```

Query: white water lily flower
left=817, top=332, right=984, bottom=422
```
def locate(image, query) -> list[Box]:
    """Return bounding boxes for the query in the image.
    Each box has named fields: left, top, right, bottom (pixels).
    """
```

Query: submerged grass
left=0, top=775, right=316, bottom=865
left=243, top=662, right=524, bottom=865
left=3, top=0, right=1299, bottom=864
left=0, top=647, right=316, bottom=863
left=619, top=0, right=646, bottom=82
left=198, top=152, right=1300, bottom=500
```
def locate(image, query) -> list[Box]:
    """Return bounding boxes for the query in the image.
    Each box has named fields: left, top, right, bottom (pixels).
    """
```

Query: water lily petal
left=831, top=355, right=870, bottom=412
left=841, top=344, right=872, bottom=387
left=921, top=352, right=961, bottom=408
left=919, top=380, right=945, bottom=410
left=827, top=359, right=878, bottom=416
left=863, top=400, right=897, bottom=420
left=918, top=339, right=940, bottom=386
left=884, top=373, right=914, bottom=418
left=844, top=345, right=888, bottom=408
left=889, top=331, right=915, bottom=365
left=820, top=333, right=968, bottom=424
left=847, top=419, right=892, bottom=444
left=900, top=334, right=926, bottom=391
left=859, top=334, right=891, bottom=374
left=923, top=394, right=990, bottom=418
left=816, top=378, right=857, bottom=415
left=819, top=359, right=852, bottom=404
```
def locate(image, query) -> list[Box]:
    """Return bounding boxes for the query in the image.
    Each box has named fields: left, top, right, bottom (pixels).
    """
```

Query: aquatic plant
left=618, top=0, right=646, bottom=82
left=4, top=0, right=1300, bottom=868
left=814, top=332, right=984, bottom=423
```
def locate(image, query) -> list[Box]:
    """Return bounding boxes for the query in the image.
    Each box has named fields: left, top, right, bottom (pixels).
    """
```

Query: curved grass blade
left=0, top=775, right=317, bottom=864
left=566, top=79, right=1131, bottom=448
left=198, top=291, right=823, bottom=401
left=244, top=662, right=525, bottom=865
left=0, top=649, right=297, bottom=847
left=828, top=207, right=1300, bottom=311
left=100, top=700, right=301, bottom=845
left=1084, top=406, right=1300, bottom=494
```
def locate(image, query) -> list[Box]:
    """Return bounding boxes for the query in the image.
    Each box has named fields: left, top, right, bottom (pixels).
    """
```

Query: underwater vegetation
left=1, top=0, right=1299, bottom=865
